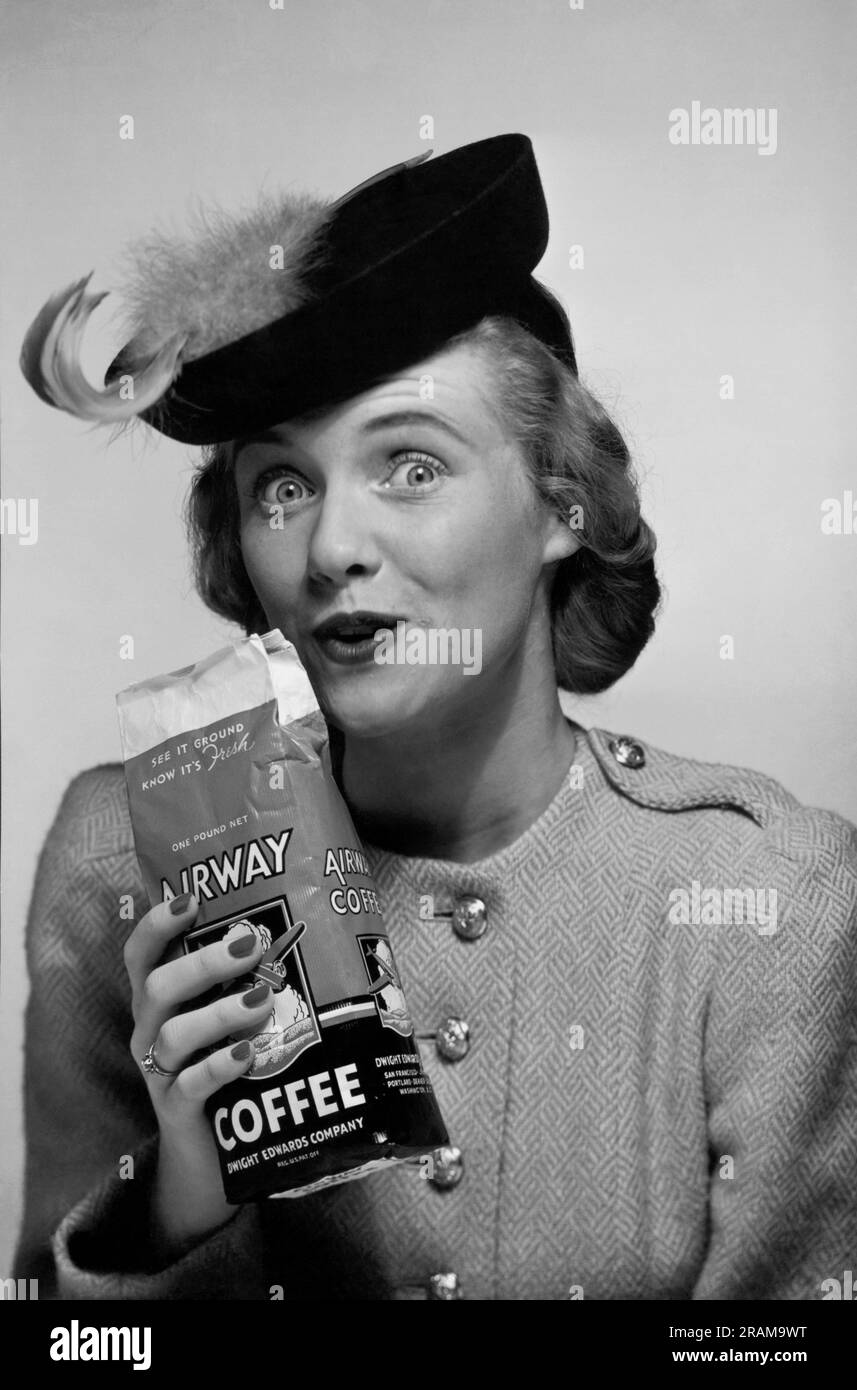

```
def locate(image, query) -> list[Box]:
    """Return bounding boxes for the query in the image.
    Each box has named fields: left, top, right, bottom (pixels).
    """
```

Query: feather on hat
left=120, top=192, right=332, bottom=364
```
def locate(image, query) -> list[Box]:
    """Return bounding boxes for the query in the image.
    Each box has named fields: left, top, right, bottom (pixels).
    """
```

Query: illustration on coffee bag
left=358, top=935, right=413, bottom=1038
left=185, top=901, right=321, bottom=1078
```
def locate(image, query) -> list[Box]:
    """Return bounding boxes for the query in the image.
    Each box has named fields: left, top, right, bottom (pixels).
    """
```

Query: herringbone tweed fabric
left=12, top=717, right=857, bottom=1300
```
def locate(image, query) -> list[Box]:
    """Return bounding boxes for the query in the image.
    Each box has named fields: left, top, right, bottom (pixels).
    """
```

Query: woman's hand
left=124, top=893, right=272, bottom=1255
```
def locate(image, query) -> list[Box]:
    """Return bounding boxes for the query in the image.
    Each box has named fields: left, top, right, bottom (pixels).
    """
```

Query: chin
left=307, top=663, right=454, bottom=740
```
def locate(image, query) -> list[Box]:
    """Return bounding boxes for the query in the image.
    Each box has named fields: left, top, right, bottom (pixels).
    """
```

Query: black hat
left=20, top=134, right=576, bottom=445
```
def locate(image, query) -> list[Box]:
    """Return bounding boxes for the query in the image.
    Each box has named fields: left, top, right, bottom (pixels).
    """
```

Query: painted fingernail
left=242, top=983, right=271, bottom=1009
left=169, top=893, right=194, bottom=916
left=231, top=1040, right=253, bottom=1062
left=228, top=933, right=257, bottom=958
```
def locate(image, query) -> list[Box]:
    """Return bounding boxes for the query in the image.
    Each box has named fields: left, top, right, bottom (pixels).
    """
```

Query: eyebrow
left=235, top=409, right=472, bottom=456
left=358, top=410, right=472, bottom=446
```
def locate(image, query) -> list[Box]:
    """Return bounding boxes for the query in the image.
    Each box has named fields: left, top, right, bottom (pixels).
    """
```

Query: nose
left=306, top=479, right=383, bottom=586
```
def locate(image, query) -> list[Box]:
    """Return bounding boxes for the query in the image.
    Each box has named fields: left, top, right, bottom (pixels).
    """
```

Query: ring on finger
left=140, top=1041, right=179, bottom=1079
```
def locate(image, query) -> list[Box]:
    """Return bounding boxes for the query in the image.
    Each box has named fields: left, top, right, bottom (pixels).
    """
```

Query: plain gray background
left=2, top=0, right=855, bottom=1278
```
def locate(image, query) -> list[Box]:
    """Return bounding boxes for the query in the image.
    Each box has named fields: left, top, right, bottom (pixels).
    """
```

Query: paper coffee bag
left=117, top=631, right=448, bottom=1201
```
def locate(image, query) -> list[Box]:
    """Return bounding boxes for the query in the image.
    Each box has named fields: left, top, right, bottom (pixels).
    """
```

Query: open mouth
left=313, top=611, right=404, bottom=643
left=312, top=610, right=405, bottom=663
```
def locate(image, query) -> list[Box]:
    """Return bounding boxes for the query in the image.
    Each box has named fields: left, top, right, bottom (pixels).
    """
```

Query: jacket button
left=609, top=736, right=646, bottom=769
left=428, top=1144, right=465, bottom=1189
left=427, top=1272, right=462, bottom=1300
left=435, top=1016, right=471, bottom=1061
left=451, top=894, right=488, bottom=940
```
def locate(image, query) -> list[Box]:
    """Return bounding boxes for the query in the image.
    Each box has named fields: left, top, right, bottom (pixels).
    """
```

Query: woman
left=14, top=135, right=857, bottom=1300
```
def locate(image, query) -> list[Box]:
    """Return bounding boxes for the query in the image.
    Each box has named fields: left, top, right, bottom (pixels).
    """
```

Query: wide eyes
left=382, top=453, right=444, bottom=489
left=249, top=451, right=446, bottom=512
left=258, top=473, right=311, bottom=508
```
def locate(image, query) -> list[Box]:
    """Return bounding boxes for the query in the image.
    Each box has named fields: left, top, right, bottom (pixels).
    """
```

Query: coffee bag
left=117, top=630, right=448, bottom=1201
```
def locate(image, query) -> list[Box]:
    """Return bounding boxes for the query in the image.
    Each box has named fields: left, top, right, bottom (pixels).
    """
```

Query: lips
left=312, top=610, right=404, bottom=642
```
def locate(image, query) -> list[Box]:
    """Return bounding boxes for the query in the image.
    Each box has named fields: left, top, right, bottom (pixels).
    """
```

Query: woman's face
left=234, top=341, right=577, bottom=737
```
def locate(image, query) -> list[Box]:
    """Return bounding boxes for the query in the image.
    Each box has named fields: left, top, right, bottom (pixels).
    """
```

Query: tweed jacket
left=12, top=717, right=857, bottom=1301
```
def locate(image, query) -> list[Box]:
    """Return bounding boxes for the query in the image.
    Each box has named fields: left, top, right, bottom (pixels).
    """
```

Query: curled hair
left=185, top=437, right=268, bottom=637
left=185, top=299, right=661, bottom=694
left=446, top=307, right=662, bottom=693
